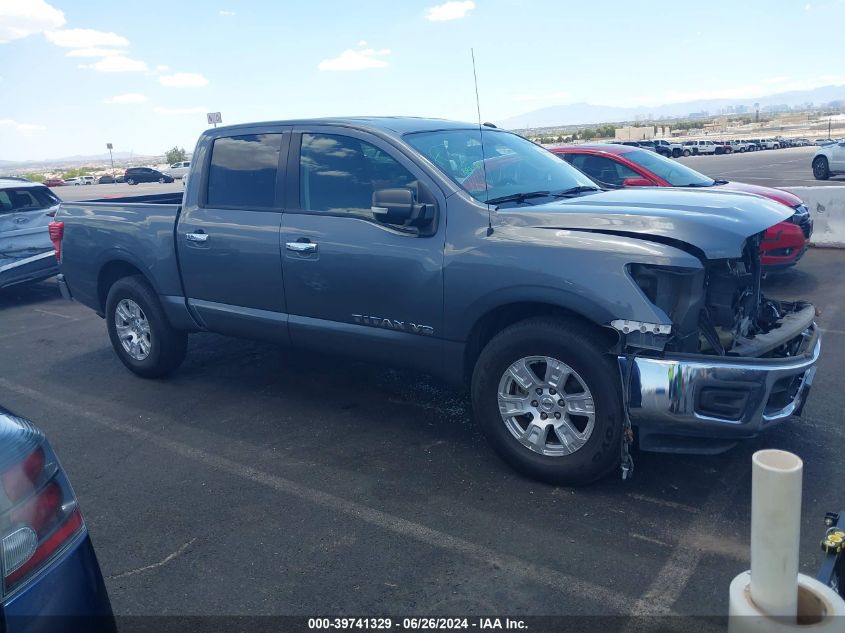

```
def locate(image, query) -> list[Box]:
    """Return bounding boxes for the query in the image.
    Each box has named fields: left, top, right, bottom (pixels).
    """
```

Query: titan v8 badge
left=352, top=314, right=434, bottom=336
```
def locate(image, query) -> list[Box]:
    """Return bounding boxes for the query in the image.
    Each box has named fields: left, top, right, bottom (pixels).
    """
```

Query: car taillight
left=48, top=220, right=64, bottom=261
left=1, top=437, right=83, bottom=597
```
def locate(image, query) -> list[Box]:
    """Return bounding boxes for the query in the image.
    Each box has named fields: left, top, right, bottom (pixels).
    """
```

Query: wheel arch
left=462, top=301, right=618, bottom=385
left=97, top=258, right=155, bottom=313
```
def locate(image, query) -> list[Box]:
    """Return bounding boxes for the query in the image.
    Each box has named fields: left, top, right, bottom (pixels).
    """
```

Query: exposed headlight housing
left=625, top=263, right=706, bottom=353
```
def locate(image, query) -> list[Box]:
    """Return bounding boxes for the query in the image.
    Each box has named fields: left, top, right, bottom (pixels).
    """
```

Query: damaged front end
left=615, top=232, right=821, bottom=454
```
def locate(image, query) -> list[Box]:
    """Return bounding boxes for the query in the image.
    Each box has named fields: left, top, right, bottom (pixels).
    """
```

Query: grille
left=791, top=205, right=813, bottom=238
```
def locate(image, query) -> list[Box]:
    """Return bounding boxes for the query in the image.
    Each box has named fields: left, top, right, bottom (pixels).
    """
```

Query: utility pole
left=829, top=117, right=832, bottom=139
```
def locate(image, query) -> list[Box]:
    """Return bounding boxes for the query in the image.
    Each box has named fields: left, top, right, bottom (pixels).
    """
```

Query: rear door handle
left=286, top=241, right=317, bottom=253
left=185, top=231, right=208, bottom=243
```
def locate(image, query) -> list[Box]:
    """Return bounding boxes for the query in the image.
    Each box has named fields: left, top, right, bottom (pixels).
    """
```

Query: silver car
left=0, top=178, right=60, bottom=288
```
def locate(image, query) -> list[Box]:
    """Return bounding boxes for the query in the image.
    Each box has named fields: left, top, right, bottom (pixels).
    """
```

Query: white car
left=812, top=139, right=845, bottom=180
left=728, top=140, right=751, bottom=153
left=64, top=176, right=95, bottom=186
left=682, top=140, right=716, bottom=156
left=651, top=139, right=684, bottom=158
left=164, top=161, right=191, bottom=179
left=758, top=139, right=780, bottom=150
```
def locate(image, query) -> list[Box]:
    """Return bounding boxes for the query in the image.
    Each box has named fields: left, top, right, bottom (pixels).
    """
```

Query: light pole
left=106, top=143, right=115, bottom=185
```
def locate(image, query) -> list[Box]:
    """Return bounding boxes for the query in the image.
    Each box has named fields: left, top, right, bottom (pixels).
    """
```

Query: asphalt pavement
left=54, top=180, right=185, bottom=202
left=677, top=145, right=840, bottom=188
left=0, top=249, right=843, bottom=621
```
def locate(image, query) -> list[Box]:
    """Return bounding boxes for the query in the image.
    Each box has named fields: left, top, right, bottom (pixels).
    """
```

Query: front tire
left=813, top=157, right=830, bottom=180
left=471, top=317, right=623, bottom=485
left=158, top=177, right=166, bottom=183
left=127, top=178, right=135, bottom=185
left=683, top=149, right=691, bottom=157
left=106, top=276, right=188, bottom=378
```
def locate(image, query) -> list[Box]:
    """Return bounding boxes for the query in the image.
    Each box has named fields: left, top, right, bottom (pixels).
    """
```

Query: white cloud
left=318, top=47, right=390, bottom=71
left=65, top=47, right=122, bottom=57
left=0, top=118, right=46, bottom=133
left=79, top=55, right=148, bottom=72
left=104, top=93, right=147, bottom=104
left=156, top=64, right=169, bottom=72
left=159, top=72, right=209, bottom=87
left=219, top=10, right=236, bottom=16
left=425, top=1, right=475, bottom=21
left=0, top=0, right=65, bottom=44
left=45, top=27, right=129, bottom=48
left=154, top=106, right=207, bottom=115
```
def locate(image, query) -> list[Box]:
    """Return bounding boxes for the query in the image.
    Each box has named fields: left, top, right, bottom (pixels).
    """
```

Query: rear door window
left=206, top=133, right=284, bottom=209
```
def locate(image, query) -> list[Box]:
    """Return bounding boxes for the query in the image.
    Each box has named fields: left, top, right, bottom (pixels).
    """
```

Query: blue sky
left=1, top=0, right=844, bottom=161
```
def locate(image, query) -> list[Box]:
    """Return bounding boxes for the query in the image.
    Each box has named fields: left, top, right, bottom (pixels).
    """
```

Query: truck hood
left=497, top=187, right=793, bottom=259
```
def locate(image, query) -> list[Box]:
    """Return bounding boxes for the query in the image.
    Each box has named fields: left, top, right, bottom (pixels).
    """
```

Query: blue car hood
left=498, top=187, right=793, bottom=259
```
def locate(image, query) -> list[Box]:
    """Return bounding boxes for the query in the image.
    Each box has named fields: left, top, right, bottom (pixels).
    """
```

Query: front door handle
left=185, top=231, right=208, bottom=243
left=286, top=241, right=317, bottom=254
left=14, top=217, right=28, bottom=224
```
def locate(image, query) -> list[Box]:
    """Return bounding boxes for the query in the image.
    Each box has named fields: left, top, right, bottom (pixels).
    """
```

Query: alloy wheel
left=497, top=356, right=595, bottom=457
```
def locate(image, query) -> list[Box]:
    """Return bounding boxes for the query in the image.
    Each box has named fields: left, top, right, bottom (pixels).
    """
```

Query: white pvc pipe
left=750, top=449, right=803, bottom=620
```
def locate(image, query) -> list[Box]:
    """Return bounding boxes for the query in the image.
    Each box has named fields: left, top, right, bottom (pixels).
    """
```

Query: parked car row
left=37, top=168, right=175, bottom=187
left=610, top=137, right=814, bottom=158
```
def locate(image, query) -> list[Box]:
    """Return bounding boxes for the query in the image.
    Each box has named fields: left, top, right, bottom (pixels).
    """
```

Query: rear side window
left=299, top=133, right=416, bottom=218
left=206, top=133, right=283, bottom=209
left=0, top=186, right=59, bottom=213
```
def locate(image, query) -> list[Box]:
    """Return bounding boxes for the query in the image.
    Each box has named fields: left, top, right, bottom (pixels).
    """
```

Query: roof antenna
left=471, top=48, right=493, bottom=237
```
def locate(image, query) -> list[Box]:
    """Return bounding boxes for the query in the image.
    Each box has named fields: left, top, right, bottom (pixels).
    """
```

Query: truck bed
left=56, top=195, right=184, bottom=319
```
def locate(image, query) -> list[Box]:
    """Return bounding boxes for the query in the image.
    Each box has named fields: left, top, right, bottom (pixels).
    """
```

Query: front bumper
left=620, top=325, right=820, bottom=453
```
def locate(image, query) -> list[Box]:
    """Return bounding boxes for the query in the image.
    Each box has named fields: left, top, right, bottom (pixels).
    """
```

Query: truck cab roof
left=205, top=116, right=483, bottom=138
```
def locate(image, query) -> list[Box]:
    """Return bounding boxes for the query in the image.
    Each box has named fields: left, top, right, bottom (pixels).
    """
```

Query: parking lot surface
left=678, top=146, right=838, bottom=188
left=0, top=248, right=843, bottom=619
left=53, top=181, right=185, bottom=202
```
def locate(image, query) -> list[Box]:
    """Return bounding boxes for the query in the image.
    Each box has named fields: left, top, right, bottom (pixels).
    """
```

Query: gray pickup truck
left=52, top=118, right=820, bottom=484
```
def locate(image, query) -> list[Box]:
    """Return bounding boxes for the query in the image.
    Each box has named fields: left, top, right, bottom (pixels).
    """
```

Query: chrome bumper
left=619, top=326, right=820, bottom=450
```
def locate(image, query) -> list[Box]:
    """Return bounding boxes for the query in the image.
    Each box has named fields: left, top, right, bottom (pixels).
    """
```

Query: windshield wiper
left=486, top=191, right=551, bottom=205
left=552, top=185, right=602, bottom=197
left=679, top=182, right=715, bottom=188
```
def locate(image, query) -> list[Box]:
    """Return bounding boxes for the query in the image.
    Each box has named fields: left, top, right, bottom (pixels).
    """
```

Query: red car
left=43, top=178, right=66, bottom=187
left=551, top=144, right=813, bottom=269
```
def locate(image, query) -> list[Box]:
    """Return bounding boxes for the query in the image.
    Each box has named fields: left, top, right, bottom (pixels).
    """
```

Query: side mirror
left=622, top=176, right=653, bottom=187
left=372, top=188, right=434, bottom=226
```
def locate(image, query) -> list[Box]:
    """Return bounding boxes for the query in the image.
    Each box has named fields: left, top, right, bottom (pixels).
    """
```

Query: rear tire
left=471, top=317, right=623, bottom=485
left=813, top=157, right=830, bottom=180
left=127, top=178, right=135, bottom=185
left=106, top=276, right=188, bottom=378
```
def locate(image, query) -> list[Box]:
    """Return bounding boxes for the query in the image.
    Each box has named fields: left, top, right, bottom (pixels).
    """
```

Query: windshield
left=404, top=129, right=597, bottom=205
left=622, top=149, right=715, bottom=187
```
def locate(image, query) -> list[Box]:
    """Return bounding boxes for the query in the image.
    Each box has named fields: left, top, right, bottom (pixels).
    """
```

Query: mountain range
left=496, top=84, right=845, bottom=130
